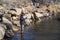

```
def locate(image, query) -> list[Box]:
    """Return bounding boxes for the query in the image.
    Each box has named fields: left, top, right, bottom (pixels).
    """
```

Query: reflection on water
left=5, top=17, right=60, bottom=40
left=12, top=33, right=21, bottom=40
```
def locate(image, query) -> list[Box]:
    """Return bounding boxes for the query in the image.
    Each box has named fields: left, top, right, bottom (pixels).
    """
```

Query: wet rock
left=5, top=29, right=14, bottom=37
left=2, top=17, right=14, bottom=37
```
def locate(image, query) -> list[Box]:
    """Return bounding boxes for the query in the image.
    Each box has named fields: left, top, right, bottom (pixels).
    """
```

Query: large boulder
left=0, top=24, right=6, bottom=40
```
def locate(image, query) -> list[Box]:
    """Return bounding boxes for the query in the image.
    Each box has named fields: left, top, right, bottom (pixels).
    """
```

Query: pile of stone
left=0, top=1, right=60, bottom=39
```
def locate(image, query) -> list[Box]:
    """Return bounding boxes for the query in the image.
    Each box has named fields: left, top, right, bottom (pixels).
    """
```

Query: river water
left=4, top=17, right=60, bottom=40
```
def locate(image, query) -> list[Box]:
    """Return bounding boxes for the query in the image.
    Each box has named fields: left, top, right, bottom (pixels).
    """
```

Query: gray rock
left=13, top=20, right=20, bottom=27
left=0, top=24, right=6, bottom=40
left=3, top=17, right=12, bottom=24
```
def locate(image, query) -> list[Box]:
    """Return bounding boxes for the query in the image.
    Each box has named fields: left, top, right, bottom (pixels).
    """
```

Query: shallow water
left=4, top=17, right=60, bottom=40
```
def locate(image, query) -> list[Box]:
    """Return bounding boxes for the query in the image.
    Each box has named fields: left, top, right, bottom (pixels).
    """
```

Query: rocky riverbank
left=0, top=1, right=60, bottom=40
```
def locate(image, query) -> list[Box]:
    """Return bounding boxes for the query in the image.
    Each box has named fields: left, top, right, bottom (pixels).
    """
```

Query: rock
left=12, top=20, right=20, bottom=27
left=15, top=8, right=22, bottom=15
left=0, top=5, right=3, bottom=9
left=12, top=25, right=20, bottom=32
left=3, top=13, right=11, bottom=21
left=3, top=17, right=12, bottom=24
left=3, top=17, right=12, bottom=30
left=35, top=12, right=44, bottom=18
left=5, top=29, right=14, bottom=37
left=0, top=24, right=6, bottom=40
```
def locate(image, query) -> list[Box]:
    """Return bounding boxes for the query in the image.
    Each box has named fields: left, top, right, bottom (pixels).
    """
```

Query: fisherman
left=20, top=11, right=25, bottom=33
